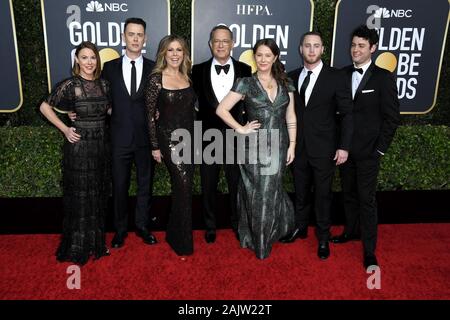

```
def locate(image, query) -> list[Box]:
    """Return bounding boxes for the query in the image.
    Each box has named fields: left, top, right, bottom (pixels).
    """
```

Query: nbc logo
left=86, top=1, right=104, bottom=12
left=371, top=6, right=412, bottom=19
left=374, top=7, right=390, bottom=18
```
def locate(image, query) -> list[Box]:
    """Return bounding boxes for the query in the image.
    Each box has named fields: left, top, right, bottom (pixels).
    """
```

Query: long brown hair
left=72, top=41, right=102, bottom=79
left=253, top=38, right=289, bottom=88
left=152, top=35, right=192, bottom=82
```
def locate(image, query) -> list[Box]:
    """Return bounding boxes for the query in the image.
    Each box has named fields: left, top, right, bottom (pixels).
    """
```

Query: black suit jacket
left=288, top=63, right=353, bottom=158
left=192, top=58, right=252, bottom=130
left=342, top=63, right=400, bottom=159
left=102, top=57, right=155, bottom=147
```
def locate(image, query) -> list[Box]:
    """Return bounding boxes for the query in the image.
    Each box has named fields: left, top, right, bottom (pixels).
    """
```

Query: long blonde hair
left=152, top=35, right=192, bottom=82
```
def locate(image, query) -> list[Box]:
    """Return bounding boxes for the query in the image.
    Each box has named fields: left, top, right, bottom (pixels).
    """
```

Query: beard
left=303, top=55, right=321, bottom=65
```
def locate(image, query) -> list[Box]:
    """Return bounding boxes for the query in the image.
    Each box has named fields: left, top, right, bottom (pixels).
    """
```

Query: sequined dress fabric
left=231, top=75, right=295, bottom=259
left=145, top=73, right=196, bottom=255
left=46, top=76, right=111, bottom=265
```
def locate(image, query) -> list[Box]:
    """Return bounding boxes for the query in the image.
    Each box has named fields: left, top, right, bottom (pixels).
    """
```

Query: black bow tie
left=215, top=64, right=230, bottom=75
left=352, top=67, right=363, bottom=74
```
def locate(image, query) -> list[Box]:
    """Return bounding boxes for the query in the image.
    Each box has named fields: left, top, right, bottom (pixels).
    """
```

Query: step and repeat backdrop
left=41, top=0, right=170, bottom=91
left=192, top=0, right=313, bottom=72
left=1, top=0, right=449, bottom=113
left=332, top=0, right=449, bottom=113
left=0, top=0, right=22, bottom=112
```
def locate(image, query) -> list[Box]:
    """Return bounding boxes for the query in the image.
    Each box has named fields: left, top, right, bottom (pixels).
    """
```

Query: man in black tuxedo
left=330, top=26, right=400, bottom=269
left=280, top=32, right=353, bottom=260
left=192, top=25, right=252, bottom=243
left=102, top=17, right=157, bottom=248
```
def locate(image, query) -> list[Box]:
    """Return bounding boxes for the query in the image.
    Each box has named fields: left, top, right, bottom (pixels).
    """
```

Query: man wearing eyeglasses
left=192, top=25, right=252, bottom=244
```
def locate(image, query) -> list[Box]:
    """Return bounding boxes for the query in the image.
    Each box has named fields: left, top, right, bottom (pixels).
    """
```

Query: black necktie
left=300, top=70, right=313, bottom=106
left=130, top=60, right=136, bottom=96
left=215, top=64, right=230, bottom=75
left=352, top=67, right=363, bottom=74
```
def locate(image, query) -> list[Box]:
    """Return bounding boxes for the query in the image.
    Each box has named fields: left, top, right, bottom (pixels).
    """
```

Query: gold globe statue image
left=99, top=48, right=120, bottom=70
left=375, top=52, right=397, bottom=72
left=239, top=49, right=257, bottom=73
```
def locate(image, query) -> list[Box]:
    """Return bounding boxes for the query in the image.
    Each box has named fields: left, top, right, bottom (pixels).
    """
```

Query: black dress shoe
left=364, top=254, right=378, bottom=269
left=318, top=241, right=330, bottom=260
left=330, top=233, right=360, bottom=244
left=205, top=230, right=216, bottom=243
left=279, top=227, right=308, bottom=243
left=136, top=229, right=158, bottom=245
left=111, top=233, right=127, bottom=248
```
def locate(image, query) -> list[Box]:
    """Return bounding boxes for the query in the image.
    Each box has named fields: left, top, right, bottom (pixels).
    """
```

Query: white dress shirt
left=298, top=60, right=323, bottom=106
left=122, top=54, right=143, bottom=95
left=351, top=59, right=372, bottom=99
left=211, top=57, right=234, bottom=103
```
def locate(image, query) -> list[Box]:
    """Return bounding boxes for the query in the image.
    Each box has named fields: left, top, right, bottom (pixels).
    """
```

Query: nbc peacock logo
left=371, top=6, right=412, bottom=19
left=86, top=1, right=104, bottom=12
left=374, top=7, right=390, bottom=19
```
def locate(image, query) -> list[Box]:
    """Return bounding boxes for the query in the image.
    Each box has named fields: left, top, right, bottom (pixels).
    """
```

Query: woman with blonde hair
left=145, top=35, right=197, bottom=256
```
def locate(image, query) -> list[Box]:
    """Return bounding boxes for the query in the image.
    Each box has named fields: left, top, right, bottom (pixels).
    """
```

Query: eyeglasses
left=212, top=39, right=232, bottom=46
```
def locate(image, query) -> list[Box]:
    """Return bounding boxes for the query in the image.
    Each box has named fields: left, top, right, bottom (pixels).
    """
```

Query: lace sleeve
left=144, top=73, right=162, bottom=150
left=46, top=77, right=76, bottom=111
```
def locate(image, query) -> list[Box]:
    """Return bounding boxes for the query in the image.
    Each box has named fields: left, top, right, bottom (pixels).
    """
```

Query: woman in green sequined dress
left=216, top=39, right=297, bottom=259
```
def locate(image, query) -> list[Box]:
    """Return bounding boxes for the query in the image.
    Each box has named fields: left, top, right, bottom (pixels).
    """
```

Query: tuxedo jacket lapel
left=232, top=57, right=244, bottom=81
left=233, top=59, right=239, bottom=82
left=288, top=68, right=302, bottom=111
left=354, top=62, right=374, bottom=100
left=306, top=66, right=327, bottom=108
left=292, top=69, right=301, bottom=92
left=117, top=58, right=130, bottom=97
left=204, top=58, right=219, bottom=107
left=135, top=59, right=150, bottom=97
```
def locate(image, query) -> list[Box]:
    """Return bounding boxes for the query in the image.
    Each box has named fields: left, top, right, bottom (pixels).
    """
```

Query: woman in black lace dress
left=145, top=35, right=197, bottom=256
left=40, top=41, right=111, bottom=265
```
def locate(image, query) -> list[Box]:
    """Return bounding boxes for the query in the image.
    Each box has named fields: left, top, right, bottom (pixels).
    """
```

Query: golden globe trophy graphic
left=239, top=49, right=257, bottom=73
left=375, top=52, right=398, bottom=73
left=98, top=48, right=120, bottom=70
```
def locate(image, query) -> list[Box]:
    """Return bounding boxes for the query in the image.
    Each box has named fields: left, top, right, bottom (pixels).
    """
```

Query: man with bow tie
left=192, top=25, right=252, bottom=243
left=330, top=25, right=400, bottom=269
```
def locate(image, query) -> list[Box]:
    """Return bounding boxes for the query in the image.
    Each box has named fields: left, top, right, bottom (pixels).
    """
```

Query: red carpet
left=0, top=224, right=449, bottom=300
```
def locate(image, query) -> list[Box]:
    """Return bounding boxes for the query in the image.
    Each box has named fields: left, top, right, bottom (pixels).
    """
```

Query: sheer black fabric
left=46, top=76, right=111, bottom=265
left=145, top=73, right=196, bottom=255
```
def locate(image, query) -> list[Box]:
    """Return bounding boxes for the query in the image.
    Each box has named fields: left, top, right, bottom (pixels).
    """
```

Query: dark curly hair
left=351, top=25, right=379, bottom=47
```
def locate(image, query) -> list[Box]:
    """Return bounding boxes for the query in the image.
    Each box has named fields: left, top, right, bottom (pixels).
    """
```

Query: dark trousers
left=200, top=162, right=240, bottom=232
left=340, top=154, right=380, bottom=256
left=293, top=151, right=336, bottom=242
left=112, top=144, right=154, bottom=234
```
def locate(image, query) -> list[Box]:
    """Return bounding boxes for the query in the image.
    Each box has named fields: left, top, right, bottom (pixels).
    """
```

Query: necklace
left=259, top=75, right=275, bottom=90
